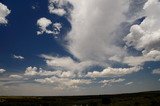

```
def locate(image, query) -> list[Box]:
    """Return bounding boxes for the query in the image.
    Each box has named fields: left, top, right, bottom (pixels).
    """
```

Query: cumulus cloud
left=65, top=0, right=129, bottom=62
left=24, top=66, right=38, bottom=76
left=110, top=50, right=160, bottom=66
left=37, top=17, right=62, bottom=36
left=37, top=17, right=52, bottom=35
left=0, top=69, right=6, bottom=73
left=122, top=50, right=160, bottom=66
left=35, top=76, right=92, bottom=89
left=52, top=23, right=62, bottom=34
left=23, top=66, right=75, bottom=78
left=38, top=69, right=62, bottom=76
left=36, top=1, right=67, bottom=36
left=13, top=55, right=24, bottom=60
left=33, top=0, right=159, bottom=89
left=48, top=0, right=67, bottom=16
left=124, top=0, right=160, bottom=53
left=2, top=0, right=160, bottom=95
left=36, top=0, right=160, bottom=81
left=86, top=66, right=141, bottom=78
left=38, top=70, right=76, bottom=78
left=99, top=78, right=125, bottom=87
left=152, top=68, right=160, bottom=75
left=0, top=3, right=11, bottom=24
left=123, top=0, right=160, bottom=66
left=47, top=0, right=160, bottom=73
left=41, top=54, right=97, bottom=76
left=9, top=75, right=23, bottom=79
left=49, top=6, right=66, bottom=16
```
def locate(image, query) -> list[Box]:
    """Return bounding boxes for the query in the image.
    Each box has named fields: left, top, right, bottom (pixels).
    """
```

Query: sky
left=0, top=0, right=160, bottom=96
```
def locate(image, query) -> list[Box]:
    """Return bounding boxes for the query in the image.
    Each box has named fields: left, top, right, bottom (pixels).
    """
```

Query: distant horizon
left=1, top=90, right=160, bottom=96
left=0, top=90, right=160, bottom=96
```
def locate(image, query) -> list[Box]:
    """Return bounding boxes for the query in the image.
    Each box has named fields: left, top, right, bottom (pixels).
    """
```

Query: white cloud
left=36, top=0, right=160, bottom=81
left=9, top=75, right=23, bottom=79
left=46, top=0, right=155, bottom=76
left=66, top=0, right=129, bottom=62
left=41, top=54, right=97, bottom=75
left=24, top=66, right=38, bottom=76
left=52, top=23, right=62, bottom=34
left=124, top=0, right=160, bottom=52
left=49, top=8, right=66, bottom=16
left=152, top=68, right=160, bottom=75
left=123, top=50, right=160, bottom=66
left=37, top=17, right=62, bottom=36
left=37, top=17, right=52, bottom=28
left=99, top=78, right=125, bottom=87
left=37, top=69, right=75, bottom=78
left=64, top=0, right=160, bottom=71
left=86, top=66, right=141, bottom=78
left=37, top=17, right=52, bottom=35
left=110, top=50, right=160, bottom=67
left=38, top=69, right=62, bottom=76
left=48, top=0, right=67, bottom=16
left=0, top=69, right=6, bottom=73
left=35, top=76, right=91, bottom=89
left=23, top=66, right=76, bottom=78
left=36, top=0, right=159, bottom=82
left=0, top=3, right=11, bottom=24
left=125, top=82, right=133, bottom=85
left=143, top=0, right=158, bottom=9
left=13, top=55, right=24, bottom=60
left=124, top=0, right=160, bottom=65
left=60, top=71, right=75, bottom=78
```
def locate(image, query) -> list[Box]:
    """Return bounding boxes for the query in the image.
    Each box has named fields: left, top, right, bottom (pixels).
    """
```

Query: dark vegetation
left=0, top=91, right=160, bottom=106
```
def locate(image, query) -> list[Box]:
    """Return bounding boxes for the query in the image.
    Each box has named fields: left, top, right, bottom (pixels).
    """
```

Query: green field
left=0, top=91, right=160, bottom=106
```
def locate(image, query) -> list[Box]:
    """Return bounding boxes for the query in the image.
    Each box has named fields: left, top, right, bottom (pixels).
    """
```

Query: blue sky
left=0, top=0, right=160, bottom=96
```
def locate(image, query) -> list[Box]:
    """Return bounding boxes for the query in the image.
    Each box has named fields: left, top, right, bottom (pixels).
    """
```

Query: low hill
left=0, top=91, right=160, bottom=106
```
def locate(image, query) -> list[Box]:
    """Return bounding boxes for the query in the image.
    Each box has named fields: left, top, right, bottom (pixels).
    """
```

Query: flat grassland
left=0, top=91, right=160, bottom=106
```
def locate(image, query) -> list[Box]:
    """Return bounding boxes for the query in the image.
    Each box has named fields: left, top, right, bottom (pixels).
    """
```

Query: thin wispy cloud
left=13, top=55, right=24, bottom=60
